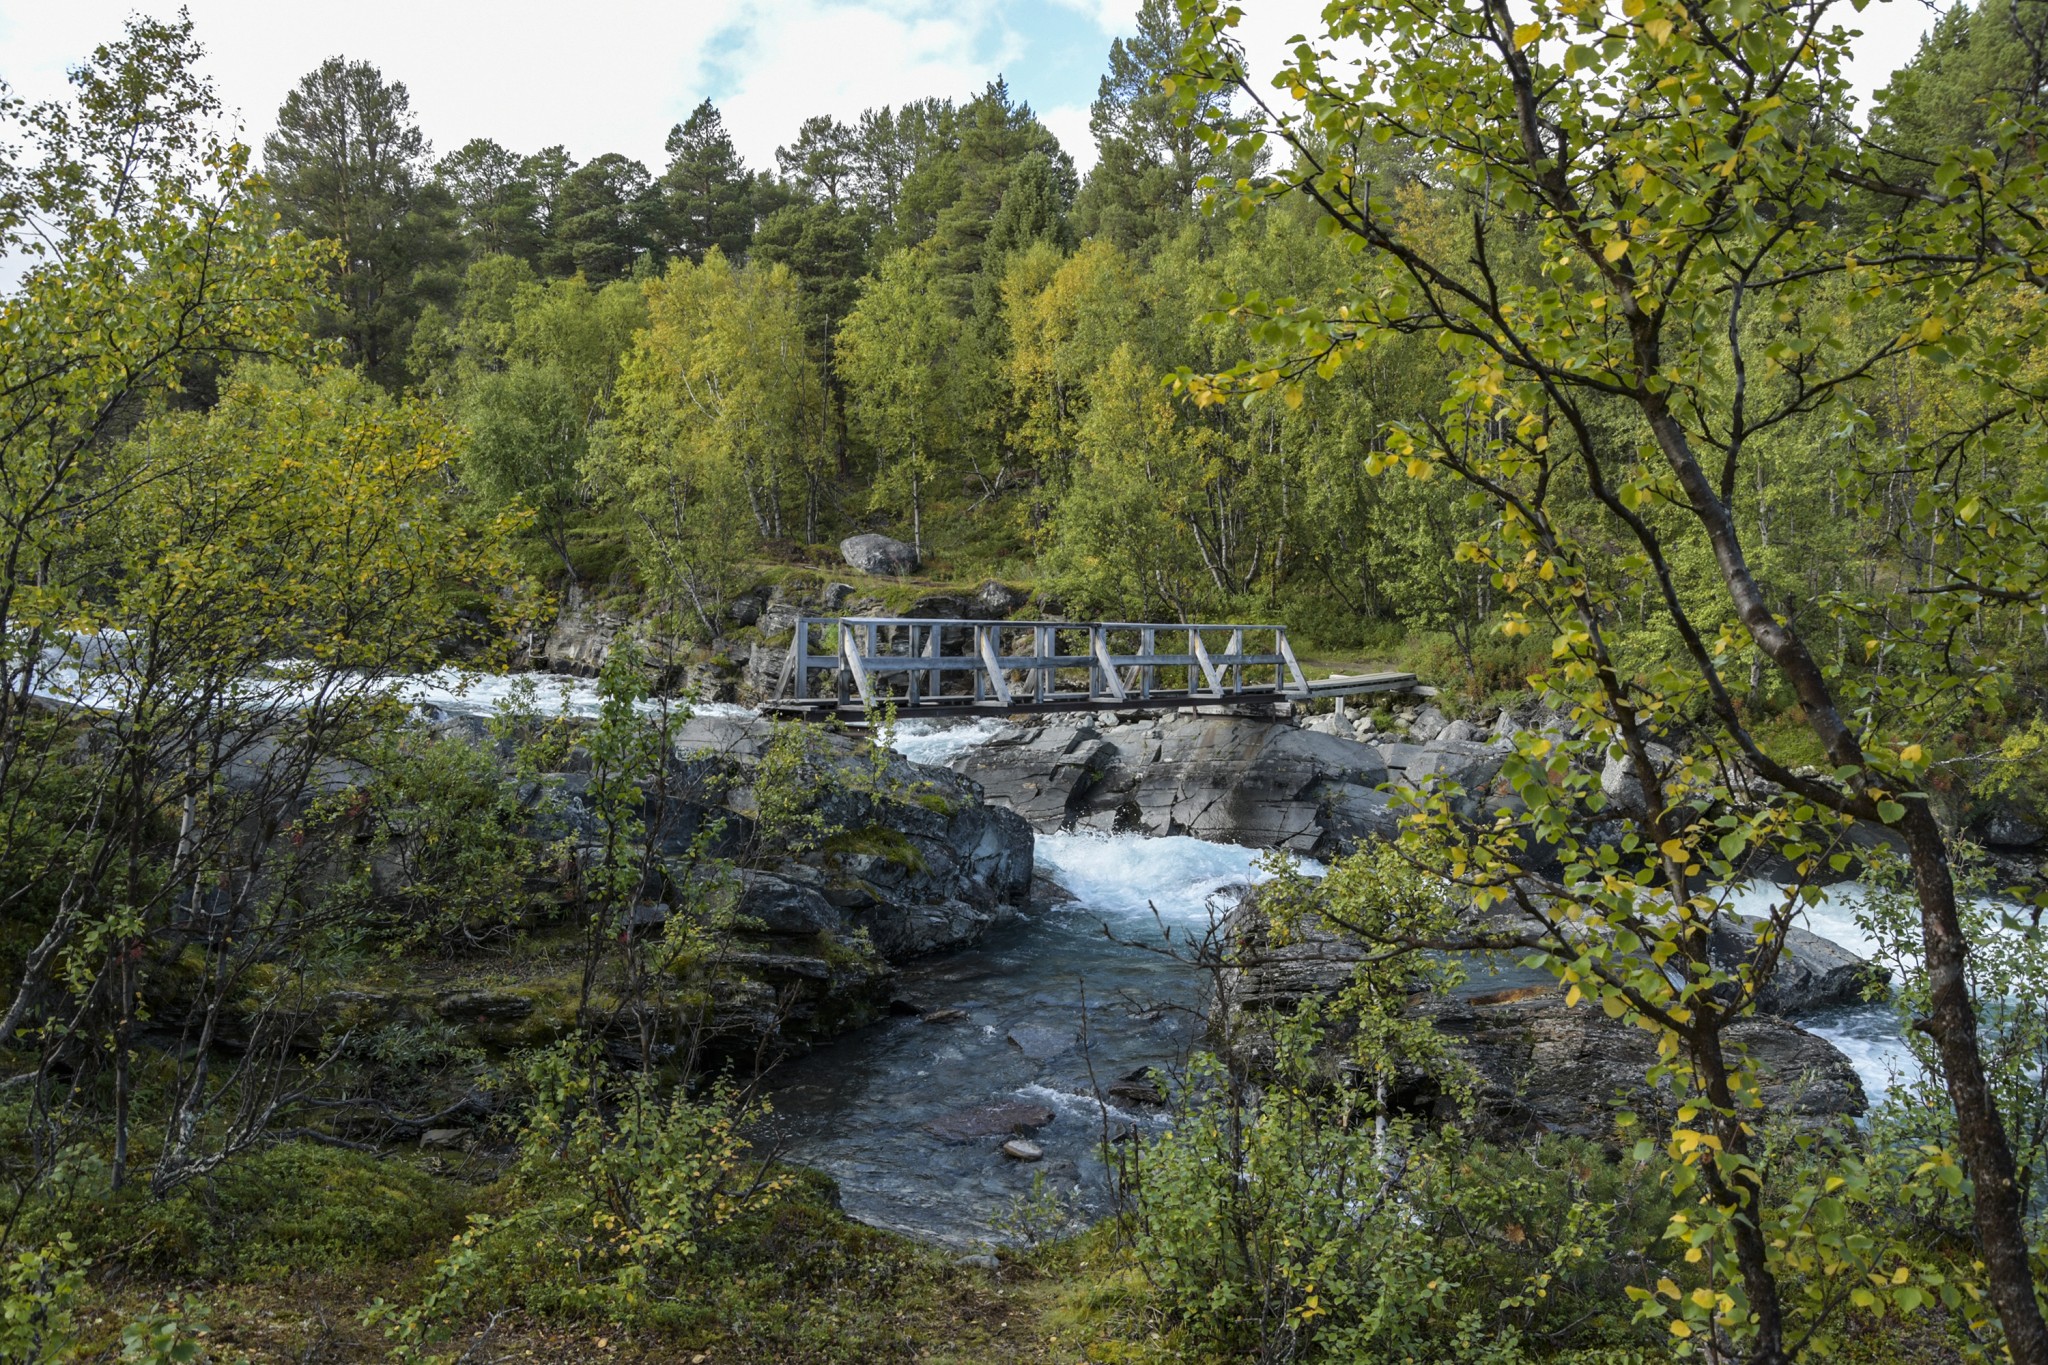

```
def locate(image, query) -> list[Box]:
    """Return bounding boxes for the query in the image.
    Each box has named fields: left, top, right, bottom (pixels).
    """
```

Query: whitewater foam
left=1034, top=830, right=1320, bottom=931
left=889, top=716, right=1012, bottom=766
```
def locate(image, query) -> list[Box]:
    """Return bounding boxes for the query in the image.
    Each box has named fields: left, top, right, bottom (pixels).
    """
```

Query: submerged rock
left=1006, top=1023, right=1077, bottom=1060
left=923, top=1100, right=1056, bottom=1143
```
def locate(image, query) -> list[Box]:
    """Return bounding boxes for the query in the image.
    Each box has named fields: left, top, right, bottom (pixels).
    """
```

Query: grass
left=70, top=1149, right=1156, bottom=1365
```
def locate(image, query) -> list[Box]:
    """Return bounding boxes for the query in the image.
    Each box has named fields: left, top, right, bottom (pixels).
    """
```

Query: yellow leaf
left=1919, top=316, right=1945, bottom=342
left=1514, top=22, right=1543, bottom=48
left=1566, top=984, right=1583, bottom=1007
left=1900, top=743, right=1924, bottom=764
left=1658, top=1277, right=1681, bottom=1299
left=1645, top=15, right=1674, bottom=42
left=1604, top=237, right=1629, bottom=262
left=1660, top=837, right=1687, bottom=859
left=1669, top=1319, right=1694, bottom=1338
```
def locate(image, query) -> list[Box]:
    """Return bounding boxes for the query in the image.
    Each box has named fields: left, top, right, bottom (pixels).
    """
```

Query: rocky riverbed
left=389, top=683, right=1917, bottom=1245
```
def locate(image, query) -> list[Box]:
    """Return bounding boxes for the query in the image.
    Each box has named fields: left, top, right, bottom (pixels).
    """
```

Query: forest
left=4, top=0, right=2048, bottom=1360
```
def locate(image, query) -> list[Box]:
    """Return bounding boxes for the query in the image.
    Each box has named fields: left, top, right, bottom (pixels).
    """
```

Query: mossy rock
left=820, top=825, right=928, bottom=871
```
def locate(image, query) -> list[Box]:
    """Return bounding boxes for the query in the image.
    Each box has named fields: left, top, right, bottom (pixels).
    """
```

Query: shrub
left=1126, top=1047, right=1667, bottom=1363
left=368, top=1046, right=788, bottom=1351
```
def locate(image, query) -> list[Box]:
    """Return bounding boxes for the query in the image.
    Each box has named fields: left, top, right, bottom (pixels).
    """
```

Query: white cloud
left=1040, top=101, right=1098, bottom=174
left=0, top=0, right=1036, bottom=176
left=1043, top=0, right=1137, bottom=35
left=0, top=0, right=1952, bottom=192
left=696, top=0, right=1018, bottom=169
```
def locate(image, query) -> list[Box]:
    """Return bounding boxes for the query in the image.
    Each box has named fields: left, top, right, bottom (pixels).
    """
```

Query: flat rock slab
left=1006, top=1024, right=1077, bottom=1060
left=923, top=1101, right=1056, bottom=1144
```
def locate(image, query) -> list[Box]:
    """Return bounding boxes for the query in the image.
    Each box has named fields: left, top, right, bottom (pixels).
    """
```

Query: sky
left=0, top=0, right=1953, bottom=180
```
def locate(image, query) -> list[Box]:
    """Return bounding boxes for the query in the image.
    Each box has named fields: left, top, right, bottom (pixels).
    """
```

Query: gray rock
left=1975, top=798, right=2045, bottom=849
left=419, top=1128, right=468, bottom=1151
left=972, top=580, right=1030, bottom=617
left=1413, top=990, right=1865, bottom=1140
left=923, top=1101, right=1056, bottom=1143
left=718, top=951, right=836, bottom=982
left=1401, top=738, right=1509, bottom=794
left=1407, top=705, right=1449, bottom=742
left=840, top=533, right=920, bottom=576
left=1708, top=914, right=1890, bottom=1015
left=955, top=1253, right=1001, bottom=1270
left=1000, top=1138, right=1045, bottom=1161
left=541, top=584, right=630, bottom=676
left=1107, top=1068, right=1167, bottom=1107
left=951, top=724, right=1116, bottom=828
left=1007, top=1024, right=1077, bottom=1060
left=1222, top=891, right=1867, bottom=1140
left=727, top=587, right=770, bottom=627
left=730, top=869, right=844, bottom=936
left=1599, top=742, right=1679, bottom=817
left=1376, top=742, right=1428, bottom=775
left=1084, top=716, right=1388, bottom=854
left=1439, top=718, right=1480, bottom=744
left=1318, top=785, right=1405, bottom=847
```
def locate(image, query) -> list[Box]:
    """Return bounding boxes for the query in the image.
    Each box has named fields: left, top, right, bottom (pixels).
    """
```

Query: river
left=57, top=663, right=1908, bottom=1247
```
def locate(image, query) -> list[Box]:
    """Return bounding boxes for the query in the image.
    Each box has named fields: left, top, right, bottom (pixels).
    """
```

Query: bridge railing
left=784, top=617, right=1311, bottom=710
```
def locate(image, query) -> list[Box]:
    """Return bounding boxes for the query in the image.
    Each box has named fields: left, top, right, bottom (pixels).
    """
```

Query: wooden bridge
left=767, top=616, right=1418, bottom=720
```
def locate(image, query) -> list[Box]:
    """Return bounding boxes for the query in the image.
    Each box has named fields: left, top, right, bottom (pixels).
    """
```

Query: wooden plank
left=841, top=627, right=874, bottom=708
left=977, top=626, right=1013, bottom=707
left=1276, top=631, right=1311, bottom=697
left=1091, top=627, right=1127, bottom=702
left=1189, top=629, right=1224, bottom=698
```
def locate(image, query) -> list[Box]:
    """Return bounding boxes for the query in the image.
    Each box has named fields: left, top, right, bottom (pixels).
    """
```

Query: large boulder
left=1221, top=889, right=1869, bottom=1141
left=950, top=723, right=1117, bottom=828
left=957, top=714, right=1392, bottom=854
left=1599, top=742, right=1680, bottom=818
left=1398, top=737, right=1509, bottom=794
left=840, top=533, right=920, bottom=577
left=1707, top=914, right=1890, bottom=1015
left=1973, top=797, right=2046, bottom=850
left=799, top=749, right=1036, bottom=959
left=1410, top=991, right=1865, bottom=1140
left=972, top=580, right=1030, bottom=618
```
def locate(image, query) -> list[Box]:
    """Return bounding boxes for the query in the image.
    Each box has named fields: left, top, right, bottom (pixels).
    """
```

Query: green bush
left=1127, top=1050, right=1667, bottom=1363
left=136, top=1143, right=470, bottom=1281
left=368, top=1046, right=787, bottom=1351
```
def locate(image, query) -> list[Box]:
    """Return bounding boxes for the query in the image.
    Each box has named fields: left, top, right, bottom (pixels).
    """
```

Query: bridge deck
left=766, top=616, right=1416, bottom=720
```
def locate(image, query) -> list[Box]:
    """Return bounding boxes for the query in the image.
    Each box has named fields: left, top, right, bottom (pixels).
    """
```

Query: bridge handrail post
left=1190, top=627, right=1224, bottom=698
left=790, top=617, right=810, bottom=700
left=1091, top=625, right=1127, bottom=703
left=841, top=624, right=874, bottom=708
left=1277, top=628, right=1310, bottom=696
left=977, top=624, right=1012, bottom=707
